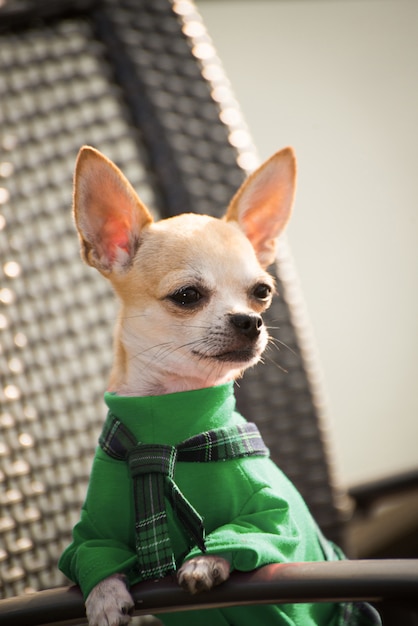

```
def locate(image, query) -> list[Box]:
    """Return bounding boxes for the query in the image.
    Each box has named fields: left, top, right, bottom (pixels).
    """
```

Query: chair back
left=0, top=0, right=347, bottom=598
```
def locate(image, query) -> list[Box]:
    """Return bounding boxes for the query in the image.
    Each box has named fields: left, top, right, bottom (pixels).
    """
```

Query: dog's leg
left=177, top=555, right=230, bottom=595
left=85, top=574, right=134, bottom=626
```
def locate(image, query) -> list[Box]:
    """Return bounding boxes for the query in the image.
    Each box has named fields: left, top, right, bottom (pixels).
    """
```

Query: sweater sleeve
left=58, top=450, right=137, bottom=599
left=184, top=486, right=328, bottom=571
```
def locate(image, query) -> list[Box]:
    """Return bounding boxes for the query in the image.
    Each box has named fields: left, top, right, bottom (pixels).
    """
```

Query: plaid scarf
left=99, top=412, right=269, bottom=580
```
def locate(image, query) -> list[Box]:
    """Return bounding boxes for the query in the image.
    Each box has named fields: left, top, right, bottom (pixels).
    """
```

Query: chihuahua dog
left=59, top=146, right=353, bottom=626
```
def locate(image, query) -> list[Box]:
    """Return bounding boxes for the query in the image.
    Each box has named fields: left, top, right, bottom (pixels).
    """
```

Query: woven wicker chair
left=1, top=1, right=417, bottom=625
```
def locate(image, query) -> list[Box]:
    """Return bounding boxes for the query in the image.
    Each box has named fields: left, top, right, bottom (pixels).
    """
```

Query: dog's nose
left=229, top=313, right=263, bottom=340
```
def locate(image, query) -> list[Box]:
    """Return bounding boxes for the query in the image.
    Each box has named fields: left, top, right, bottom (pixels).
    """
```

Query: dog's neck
left=110, top=370, right=238, bottom=398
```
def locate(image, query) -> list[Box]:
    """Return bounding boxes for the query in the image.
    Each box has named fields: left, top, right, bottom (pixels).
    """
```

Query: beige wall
left=197, top=0, right=418, bottom=487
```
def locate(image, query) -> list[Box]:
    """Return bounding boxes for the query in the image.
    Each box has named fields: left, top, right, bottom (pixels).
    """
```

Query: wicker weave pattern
left=0, top=0, right=345, bottom=602
left=0, top=15, right=161, bottom=598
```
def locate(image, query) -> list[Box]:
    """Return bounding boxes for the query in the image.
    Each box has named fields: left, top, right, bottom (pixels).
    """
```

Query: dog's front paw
left=177, top=555, right=230, bottom=595
left=85, top=574, right=134, bottom=626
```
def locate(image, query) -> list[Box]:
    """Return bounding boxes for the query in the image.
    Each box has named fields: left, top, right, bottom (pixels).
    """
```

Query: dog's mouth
left=192, top=348, right=258, bottom=364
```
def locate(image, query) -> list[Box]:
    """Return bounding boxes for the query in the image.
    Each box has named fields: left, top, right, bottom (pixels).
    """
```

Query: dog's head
left=73, top=146, right=296, bottom=395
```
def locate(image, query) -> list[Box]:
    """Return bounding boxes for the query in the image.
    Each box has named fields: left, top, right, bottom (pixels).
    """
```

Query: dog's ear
left=73, top=146, right=153, bottom=273
left=225, top=147, right=296, bottom=268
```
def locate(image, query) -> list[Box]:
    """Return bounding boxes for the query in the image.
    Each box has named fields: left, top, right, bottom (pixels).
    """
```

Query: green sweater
left=59, top=383, right=353, bottom=625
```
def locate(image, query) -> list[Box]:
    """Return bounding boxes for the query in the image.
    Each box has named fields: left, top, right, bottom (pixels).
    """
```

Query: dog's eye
left=253, top=283, right=272, bottom=301
left=170, top=287, right=202, bottom=307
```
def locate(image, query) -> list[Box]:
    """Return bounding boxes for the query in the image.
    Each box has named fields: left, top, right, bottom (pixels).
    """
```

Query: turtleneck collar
left=104, top=382, right=244, bottom=446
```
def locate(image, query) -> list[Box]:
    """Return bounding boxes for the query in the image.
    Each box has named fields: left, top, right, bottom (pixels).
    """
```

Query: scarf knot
left=128, top=444, right=177, bottom=479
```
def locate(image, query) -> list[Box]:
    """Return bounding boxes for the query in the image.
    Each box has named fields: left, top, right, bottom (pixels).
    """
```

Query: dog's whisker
left=267, top=335, right=298, bottom=356
left=129, top=336, right=213, bottom=369
left=262, top=352, right=289, bottom=374
left=128, top=341, right=175, bottom=364
left=172, top=322, right=212, bottom=331
left=265, top=324, right=281, bottom=331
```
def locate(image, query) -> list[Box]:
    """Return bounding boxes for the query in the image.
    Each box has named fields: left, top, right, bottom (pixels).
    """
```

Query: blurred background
left=197, top=0, right=418, bottom=559
left=197, top=0, right=418, bottom=489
